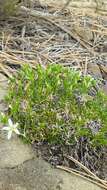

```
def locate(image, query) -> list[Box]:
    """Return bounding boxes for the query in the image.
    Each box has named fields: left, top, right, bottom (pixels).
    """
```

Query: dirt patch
left=33, top=141, right=104, bottom=178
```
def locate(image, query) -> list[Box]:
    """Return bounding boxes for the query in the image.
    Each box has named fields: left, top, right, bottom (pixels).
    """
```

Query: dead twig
left=19, top=6, right=96, bottom=55
left=64, top=155, right=107, bottom=187
left=20, top=6, right=57, bottom=18
left=57, top=165, right=107, bottom=190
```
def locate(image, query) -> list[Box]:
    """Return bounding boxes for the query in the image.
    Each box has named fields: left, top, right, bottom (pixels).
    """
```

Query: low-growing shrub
left=1, top=64, right=107, bottom=145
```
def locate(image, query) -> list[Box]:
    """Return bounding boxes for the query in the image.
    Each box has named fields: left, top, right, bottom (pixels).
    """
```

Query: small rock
left=73, top=25, right=93, bottom=42
left=98, top=64, right=107, bottom=80
left=88, top=63, right=102, bottom=78
left=102, top=81, right=107, bottom=96
left=0, top=73, right=8, bottom=102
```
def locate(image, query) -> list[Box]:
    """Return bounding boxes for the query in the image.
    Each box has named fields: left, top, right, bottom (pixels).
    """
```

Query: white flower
left=2, top=118, right=20, bottom=140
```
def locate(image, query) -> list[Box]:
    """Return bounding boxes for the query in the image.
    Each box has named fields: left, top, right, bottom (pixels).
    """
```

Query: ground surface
left=0, top=74, right=104, bottom=190
left=0, top=1, right=107, bottom=189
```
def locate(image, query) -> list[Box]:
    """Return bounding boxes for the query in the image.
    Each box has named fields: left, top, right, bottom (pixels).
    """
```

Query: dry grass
left=0, top=1, right=107, bottom=78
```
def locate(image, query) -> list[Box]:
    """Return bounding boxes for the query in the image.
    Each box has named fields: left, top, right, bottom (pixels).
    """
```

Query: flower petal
left=14, top=123, right=19, bottom=128
left=14, top=128, right=20, bottom=135
left=8, top=119, right=13, bottom=127
left=2, top=127, right=9, bottom=131
left=7, top=131, right=12, bottom=140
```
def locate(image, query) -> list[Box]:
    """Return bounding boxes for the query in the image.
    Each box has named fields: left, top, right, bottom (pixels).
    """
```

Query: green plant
left=1, top=64, right=107, bottom=146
